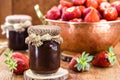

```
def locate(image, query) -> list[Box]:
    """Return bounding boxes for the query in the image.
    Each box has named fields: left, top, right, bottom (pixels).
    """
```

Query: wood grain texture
left=12, top=0, right=59, bottom=25
left=0, top=0, right=12, bottom=38
left=0, top=40, right=120, bottom=80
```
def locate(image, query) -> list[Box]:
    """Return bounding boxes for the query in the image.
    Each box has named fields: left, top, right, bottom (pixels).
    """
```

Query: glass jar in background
left=25, top=25, right=63, bottom=74
left=1, top=15, right=32, bottom=50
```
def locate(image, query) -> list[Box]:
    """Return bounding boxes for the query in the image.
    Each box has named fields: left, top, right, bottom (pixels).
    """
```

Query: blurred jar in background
left=1, top=15, right=32, bottom=51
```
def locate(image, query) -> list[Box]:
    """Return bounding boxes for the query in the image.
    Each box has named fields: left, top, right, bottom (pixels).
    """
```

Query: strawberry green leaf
left=4, top=49, right=17, bottom=72
left=75, top=63, right=82, bottom=71
left=107, top=46, right=116, bottom=65
left=86, top=63, right=90, bottom=71
left=108, top=46, right=114, bottom=54
left=75, top=52, right=93, bottom=71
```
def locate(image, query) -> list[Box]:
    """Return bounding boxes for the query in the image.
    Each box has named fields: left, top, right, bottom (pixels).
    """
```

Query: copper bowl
left=46, top=19, right=120, bottom=54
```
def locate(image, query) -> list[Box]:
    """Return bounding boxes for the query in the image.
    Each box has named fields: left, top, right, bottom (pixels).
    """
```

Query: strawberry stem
left=4, top=49, right=17, bottom=72
left=107, top=46, right=116, bottom=65
left=75, top=52, right=94, bottom=71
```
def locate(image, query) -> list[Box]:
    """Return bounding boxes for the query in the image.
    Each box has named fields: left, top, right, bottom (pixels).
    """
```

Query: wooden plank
left=0, top=0, right=12, bottom=38
left=0, top=41, right=120, bottom=80
left=12, top=0, right=59, bottom=25
left=61, top=61, right=120, bottom=80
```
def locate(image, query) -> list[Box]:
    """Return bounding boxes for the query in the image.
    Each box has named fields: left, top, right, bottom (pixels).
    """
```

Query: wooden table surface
left=0, top=39, right=120, bottom=80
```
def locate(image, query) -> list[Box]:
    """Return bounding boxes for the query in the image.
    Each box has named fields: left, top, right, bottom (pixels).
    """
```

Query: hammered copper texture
left=47, top=20, right=120, bottom=54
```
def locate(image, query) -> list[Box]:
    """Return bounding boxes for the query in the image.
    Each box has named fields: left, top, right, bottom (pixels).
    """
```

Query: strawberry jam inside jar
left=25, top=25, right=62, bottom=74
left=8, top=28, right=28, bottom=50
left=1, top=15, right=32, bottom=50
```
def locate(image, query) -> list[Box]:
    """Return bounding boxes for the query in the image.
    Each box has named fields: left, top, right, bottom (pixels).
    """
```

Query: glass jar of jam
left=1, top=15, right=32, bottom=50
left=25, top=25, right=62, bottom=74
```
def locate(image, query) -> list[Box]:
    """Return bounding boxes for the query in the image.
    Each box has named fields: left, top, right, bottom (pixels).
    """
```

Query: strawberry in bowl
left=35, top=0, right=120, bottom=55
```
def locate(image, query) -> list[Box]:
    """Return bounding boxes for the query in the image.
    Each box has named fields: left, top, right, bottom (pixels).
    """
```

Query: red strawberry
left=99, top=2, right=111, bottom=13
left=78, top=6, right=86, bottom=18
left=82, top=7, right=92, bottom=18
left=61, top=6, right=81, bottom=21
left=58, top=4, right=64, bottom=12
left=60, top=0, right=73, bottom=8
left=86, top=0, right=98, bottom=9
left=13, top=58, right=28, bottom=75
left=111, top=1, right=120, bottom=17
left=69, top=52, right=93, bottom=72
left=103, top=7, right=118, bottom=21
left=46, top=6, right=61, bottom=20
left=92, top=47, right=116, bottom=67
left=4, top=49, right=29, bottom=75
left=78, top=6, right=86, bottom=13
left=12, top=52, right=29, bottom=69
left=72, top=0, right=86, bottom=5
left=84, top=7, right=100, bottom=22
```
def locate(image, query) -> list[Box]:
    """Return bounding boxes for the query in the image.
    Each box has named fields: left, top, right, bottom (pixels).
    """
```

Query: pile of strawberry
left=4, top=49, right=29, bottom=75
left=69, top=46, right=116, bottom=72
left=46, top=0, right=120, bottom=22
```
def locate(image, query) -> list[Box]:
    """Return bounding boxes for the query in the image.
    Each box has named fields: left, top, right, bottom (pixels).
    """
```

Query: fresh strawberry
left=58, top=4, right=64, bottom=12
left=4, top=49, right=29, bottom=75
left=61, top=6, right=81, bottom=21
left=82, top=7, right=102, bottom=19
left=92, top=46, right=116, bottom=67
left=12, top=52, right=29, bottom=69
left=72, top=0, right=86, bottom=5
left=103, top=7, right=118, bottom=21
left=98, top=2, right=111, bottom=13
left=78, top=6, right=86, bottom=13
left=69, top=52, right=93, bottom=72
left=70, top=18, right=83, bottom=22
left=46, top=6, right=61, bottom=20
left=111, top=1, right=120, bottom=17
left=82, top=7, right=92, bottom=18
left=84, top=7, right=100, bottom=22
left=60, top=0, right=73, bottom=8
left=78, top=6, right=86, bottom=18
left=86, top=0, right=99, bottom=9
left=13, top=58, right=28, bottom=75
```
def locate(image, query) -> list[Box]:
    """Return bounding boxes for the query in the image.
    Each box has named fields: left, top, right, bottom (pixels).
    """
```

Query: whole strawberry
left=69, top=52, right=93, bottom=72
left=92, top=46, right=116, bottom=67
left=61, top=6, right=81, bottom=21
left=12, top=52, right=29, bottom=69
left=46, top=6, right=61, bottom=20
left=111, top=1, right=120, bottom=17
left=84, top=7, right=100, bottom=22
left=4, top=49, right=29, bottom=75
left=103, top=7, right=118, bottom=21
left=86, top=0, right=98, bottom=9
left=13, top=58, right=28, bottom=75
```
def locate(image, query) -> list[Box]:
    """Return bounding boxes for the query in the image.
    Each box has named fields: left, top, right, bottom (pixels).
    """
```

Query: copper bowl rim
left=46, top=19, right=120, bottom=25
